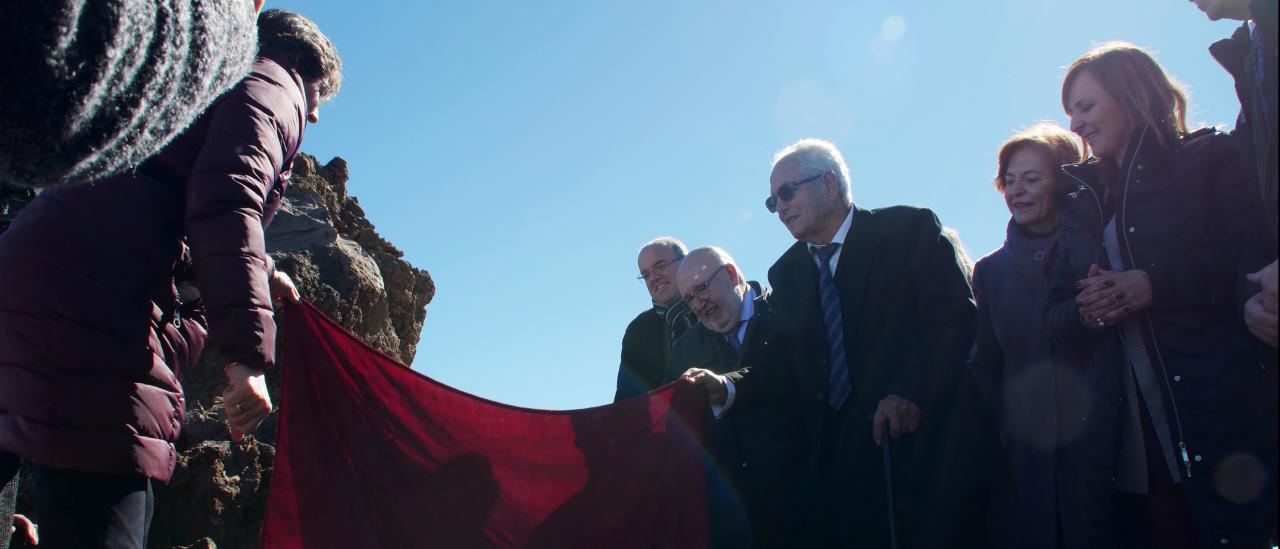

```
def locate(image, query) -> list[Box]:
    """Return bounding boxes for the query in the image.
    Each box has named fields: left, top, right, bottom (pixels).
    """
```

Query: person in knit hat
left=0, top=0, right=263, bottom=188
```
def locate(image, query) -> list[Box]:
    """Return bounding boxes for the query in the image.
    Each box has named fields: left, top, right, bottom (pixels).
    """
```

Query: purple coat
left=0, top=53, right=307, bottom=481
left=969, top=220, right=1121, bottom=549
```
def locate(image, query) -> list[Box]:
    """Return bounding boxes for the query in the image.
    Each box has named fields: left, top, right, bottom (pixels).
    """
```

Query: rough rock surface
left=7, top=154, right=434, bottom=549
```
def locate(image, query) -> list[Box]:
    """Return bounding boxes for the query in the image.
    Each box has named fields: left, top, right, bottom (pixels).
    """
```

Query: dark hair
left=642, top=237, right=688, bottom=260
left=257, top=9, right=343, bottom=99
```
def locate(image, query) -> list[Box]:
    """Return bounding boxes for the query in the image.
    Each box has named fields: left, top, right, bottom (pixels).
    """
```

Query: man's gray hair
left=640, top=236, right=688, bottom=259
left=771, top=138, right=853, bottom=206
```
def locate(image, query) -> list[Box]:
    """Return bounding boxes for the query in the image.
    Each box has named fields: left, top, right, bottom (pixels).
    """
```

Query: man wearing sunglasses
left=683, top=139, right=999, bottom=547
left=613, top=237, right=696, bottom=402
left=669, top=246, right=806, bottom=548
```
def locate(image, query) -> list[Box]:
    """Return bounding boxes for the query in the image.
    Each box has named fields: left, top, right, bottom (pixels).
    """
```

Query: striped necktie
left=812, top=243, right=852, bottom=409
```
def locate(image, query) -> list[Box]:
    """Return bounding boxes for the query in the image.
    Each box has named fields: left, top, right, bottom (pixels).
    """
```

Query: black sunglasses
left=765, top=172, right=826, bottom=213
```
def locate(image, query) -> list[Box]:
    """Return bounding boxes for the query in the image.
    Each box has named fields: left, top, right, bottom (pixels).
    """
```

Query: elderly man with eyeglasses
left=682, top=139, right=1001, bottom=548
left=612, top=237, right=696, bottom=402
left=667, top=246, right=807, bottom=548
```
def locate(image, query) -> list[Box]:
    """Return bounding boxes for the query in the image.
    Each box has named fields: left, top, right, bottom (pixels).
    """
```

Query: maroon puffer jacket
left=0, top=52, right=306, bottom=481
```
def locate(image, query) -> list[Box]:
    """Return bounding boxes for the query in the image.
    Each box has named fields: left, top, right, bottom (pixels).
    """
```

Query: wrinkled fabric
left=262, top=302, right=709, bottom=549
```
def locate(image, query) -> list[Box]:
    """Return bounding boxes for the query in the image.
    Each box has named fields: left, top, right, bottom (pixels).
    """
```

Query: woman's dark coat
left=1046, top=126, right=1277, bottom=548
left=0, top=53, right=308, bottom=481
left=970, top=220, right=1121, bottom=549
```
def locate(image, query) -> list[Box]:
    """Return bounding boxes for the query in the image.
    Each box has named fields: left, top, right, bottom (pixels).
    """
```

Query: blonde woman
left=1047, top=42, right=1275, bottom=549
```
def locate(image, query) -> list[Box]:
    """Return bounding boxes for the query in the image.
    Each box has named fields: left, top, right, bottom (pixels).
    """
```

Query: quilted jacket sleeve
left=184, top=60, right=304, bottom=368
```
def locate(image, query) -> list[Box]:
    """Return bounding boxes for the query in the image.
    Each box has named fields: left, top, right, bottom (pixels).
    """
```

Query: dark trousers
left=29, top=463, right=154, bottom=549
left=817, top=405, right=893, bottom=548
left=1113, top=395, right=1200, bottom=549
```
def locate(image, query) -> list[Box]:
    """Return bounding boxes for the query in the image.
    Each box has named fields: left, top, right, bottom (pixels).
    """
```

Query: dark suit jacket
left=669, top=282, right=807, bottom=547
left=613, top=302, right=692, bottom=402
left=733, top=206, right=1000, bottom=548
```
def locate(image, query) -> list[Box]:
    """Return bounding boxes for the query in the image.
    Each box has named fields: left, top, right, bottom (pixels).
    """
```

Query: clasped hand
left=1244, top=260, right=1278, bottom=347
left=1076, top=264, right=1151, bottom=329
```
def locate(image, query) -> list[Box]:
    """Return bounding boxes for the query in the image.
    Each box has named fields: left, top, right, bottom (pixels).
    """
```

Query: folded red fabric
left=262, top=302, right=708, bottom=548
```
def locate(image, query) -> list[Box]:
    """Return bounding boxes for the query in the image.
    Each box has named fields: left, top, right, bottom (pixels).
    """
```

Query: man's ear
left=254, top=0, right=266, bottom=13
left=725, top=263, right=743, bottom=286
left=821, top=171, right=840, bottom=200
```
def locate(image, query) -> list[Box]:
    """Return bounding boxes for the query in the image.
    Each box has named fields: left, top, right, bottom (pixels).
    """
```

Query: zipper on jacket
left=173, top=290, right=184, bottom=329
left=1116, top=128, right=1193, bottom=480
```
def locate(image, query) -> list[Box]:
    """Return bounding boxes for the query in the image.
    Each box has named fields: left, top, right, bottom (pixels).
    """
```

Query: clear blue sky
left=269, top=0, right=1245, bottom=410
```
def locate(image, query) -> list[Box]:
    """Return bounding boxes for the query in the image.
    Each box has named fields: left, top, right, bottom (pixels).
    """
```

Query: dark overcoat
left=669, top=282, right=807, bottom=548
left=970, top=220, right=1121, bottom=549
left=613, top=301, right=692, bottom=402
left=1047, top=126, right=1277, bottom=548
left=1209, top=0, right=1278, bottom=246
left=732, top=205, right=1002, bottom=548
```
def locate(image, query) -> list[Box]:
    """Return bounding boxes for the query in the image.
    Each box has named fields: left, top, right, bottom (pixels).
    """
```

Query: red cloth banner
left=261, top=302, right=709, bottom=548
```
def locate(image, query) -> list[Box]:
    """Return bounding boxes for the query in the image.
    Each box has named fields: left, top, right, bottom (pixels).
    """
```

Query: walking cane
left=883, top=435, right=899, bottom=549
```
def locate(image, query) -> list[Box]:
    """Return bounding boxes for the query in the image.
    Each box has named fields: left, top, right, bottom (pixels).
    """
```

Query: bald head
left=676, top=247, right=748, bottom=334
left=637, top=236, right=686, bottom=306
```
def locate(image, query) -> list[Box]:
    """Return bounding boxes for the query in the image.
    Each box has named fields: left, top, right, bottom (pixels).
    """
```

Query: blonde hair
left=994, top=123, right=1082, bottom=190
left=1061, top=41, right=1189, bottom=156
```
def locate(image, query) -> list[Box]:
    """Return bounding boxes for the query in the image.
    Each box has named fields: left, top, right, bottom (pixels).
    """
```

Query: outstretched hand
left=680, top=368, right=728, bottom=406
left=223, top=363, right=273, bottom=442
left=270, top=270, right=301, bottom=305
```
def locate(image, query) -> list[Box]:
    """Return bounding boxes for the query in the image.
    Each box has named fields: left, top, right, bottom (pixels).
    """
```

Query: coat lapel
left=833, top=207, right=876, bottom=356
left=739, top=284, right=765, bottom=355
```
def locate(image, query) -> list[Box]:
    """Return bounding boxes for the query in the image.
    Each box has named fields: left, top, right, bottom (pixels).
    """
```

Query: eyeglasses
left=765, top=172, right=827, bottom=213
left=637, top=258, right=681, bottom=281
left=681, top=265, right=726, bottom=305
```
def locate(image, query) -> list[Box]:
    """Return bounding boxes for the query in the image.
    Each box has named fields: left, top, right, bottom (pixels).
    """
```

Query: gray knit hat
left=0, top=0, right=258, bottom=188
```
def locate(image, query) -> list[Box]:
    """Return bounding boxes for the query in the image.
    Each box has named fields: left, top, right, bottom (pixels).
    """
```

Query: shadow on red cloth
left=261, top=301, right=709, bottom=548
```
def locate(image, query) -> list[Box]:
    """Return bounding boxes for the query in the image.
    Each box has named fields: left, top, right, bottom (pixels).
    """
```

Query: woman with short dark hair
left=1048, top=42, right=1275, bottom=549
left=0, top=10, right=341, bottom=547
left=970, top=123, right=1113, bottom=549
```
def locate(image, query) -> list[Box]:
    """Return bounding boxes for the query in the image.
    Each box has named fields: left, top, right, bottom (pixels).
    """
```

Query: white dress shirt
left=810, top=207, right=854, bottom=275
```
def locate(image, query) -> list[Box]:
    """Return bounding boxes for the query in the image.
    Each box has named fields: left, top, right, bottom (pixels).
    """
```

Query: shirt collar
left=739, top=285, right=757, bottom=323
left=807, top=207, right=854, bottom=247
